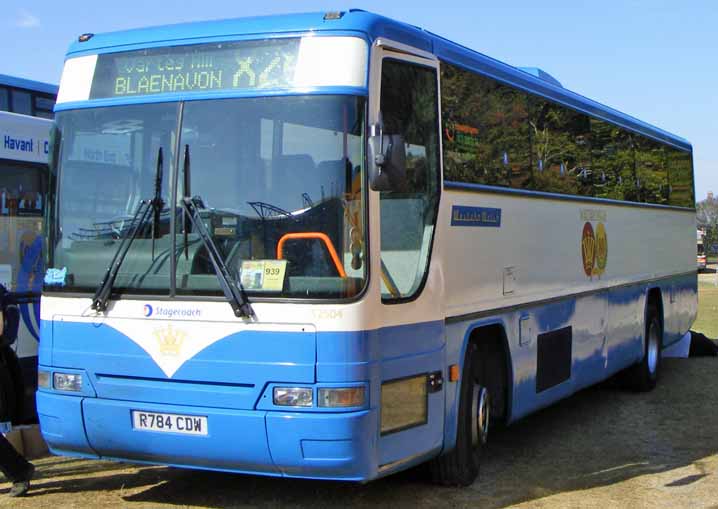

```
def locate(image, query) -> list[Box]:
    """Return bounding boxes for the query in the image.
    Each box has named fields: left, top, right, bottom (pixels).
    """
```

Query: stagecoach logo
left=142, top=303, right=202, bottom=319
left=580, top=209, right=608, bottom=279
left=153, top=324, right=186, bottom=357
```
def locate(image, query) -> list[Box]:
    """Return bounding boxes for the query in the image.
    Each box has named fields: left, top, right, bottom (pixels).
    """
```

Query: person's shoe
left=8, top=463, right=34, bottom=497
left=8, top=480, right=30, bottom=497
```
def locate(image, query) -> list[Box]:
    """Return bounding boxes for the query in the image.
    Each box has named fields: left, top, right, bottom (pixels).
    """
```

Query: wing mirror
left=368, top=116, right=407, bottom=192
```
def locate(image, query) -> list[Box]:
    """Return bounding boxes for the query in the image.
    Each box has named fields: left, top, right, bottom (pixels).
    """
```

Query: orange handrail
left=276, top=232, right=347, bottom=278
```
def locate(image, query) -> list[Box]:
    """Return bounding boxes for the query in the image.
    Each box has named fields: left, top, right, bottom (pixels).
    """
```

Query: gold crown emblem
left=153, top=325, right=186, bottom=357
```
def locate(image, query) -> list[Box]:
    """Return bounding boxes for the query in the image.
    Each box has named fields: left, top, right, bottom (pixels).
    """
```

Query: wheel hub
left=647, top=321, right=659, bottom=375
left=471, top=384, right=490, bottom=447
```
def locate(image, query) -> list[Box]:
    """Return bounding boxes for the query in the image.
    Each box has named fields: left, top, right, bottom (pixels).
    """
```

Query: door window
left=379, top=59, right=440, bottom=301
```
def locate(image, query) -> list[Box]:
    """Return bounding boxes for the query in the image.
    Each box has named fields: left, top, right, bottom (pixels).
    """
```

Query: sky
left=2, top=0, right=715, bottom=200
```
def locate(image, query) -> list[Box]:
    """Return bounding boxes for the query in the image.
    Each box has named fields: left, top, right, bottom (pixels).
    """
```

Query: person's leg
left=0, top=433, right=33, bottom=490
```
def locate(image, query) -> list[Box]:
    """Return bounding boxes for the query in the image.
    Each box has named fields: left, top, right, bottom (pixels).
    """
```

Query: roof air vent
left=323, top=11, right=345, bottom=21
left=519, top=67, right=563, bottom=88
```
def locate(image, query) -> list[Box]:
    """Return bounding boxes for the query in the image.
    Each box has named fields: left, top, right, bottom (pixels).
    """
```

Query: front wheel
left=430, top=344, right=489, bottom=486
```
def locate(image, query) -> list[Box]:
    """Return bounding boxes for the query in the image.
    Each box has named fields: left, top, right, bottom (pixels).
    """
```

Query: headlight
left=318, top=387, right=365, bottom=408
left=273, top=387, right=313, bottom=407
left=53, top=372, right=83, bottom=392
left=37, top=370, right=51, bottom=389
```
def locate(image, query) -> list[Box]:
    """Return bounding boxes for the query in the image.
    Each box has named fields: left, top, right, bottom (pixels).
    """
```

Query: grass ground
left=695, top=281, right=718, bottom=339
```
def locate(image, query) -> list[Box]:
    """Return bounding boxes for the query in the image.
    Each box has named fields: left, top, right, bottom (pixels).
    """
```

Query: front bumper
left=37, top=391, right=378, bottom=481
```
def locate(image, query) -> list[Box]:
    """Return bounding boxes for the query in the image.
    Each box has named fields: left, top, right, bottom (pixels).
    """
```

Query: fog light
left=37, top=370, right=50, bottom=389
left=53, top=373, right=83, bottom=392
left=318, top=387, right=365, bottom=408
left=273, top=387, right=313, bottom=407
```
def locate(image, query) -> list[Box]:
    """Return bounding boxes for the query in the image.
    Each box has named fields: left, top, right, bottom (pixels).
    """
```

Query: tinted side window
left=635, top=137, right=668, bottom=204
left=667, top=147, right=694, bottom=207
left=440, top=61, right=694, bottom=208
left=0, top=87, right=8, bottom=111
left=11, top=90, right=32, bottom=115
left=442, top=63, right=529, bottom=188
left=591, top=119, right=638, bottom=201
left=529, top=98, right=591, bottom=196
left=35, top=94, right=56, bottom=118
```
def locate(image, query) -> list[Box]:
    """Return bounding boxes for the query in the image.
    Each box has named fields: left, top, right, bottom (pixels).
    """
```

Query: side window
left=529, top=98, right=591, bottom=196
left=35, top=95, right=56, bottom=119
left=666, top=147, right=694, bottom=207
left=439, top=62, right=694, bottom=208
left=442, top=63, right=530, bottom=188
left=591, top=119, right=636, bottom=201
left=10, top=90, right=32, bottom=115
left=0, top=87, right=8, bottom=111
left=635, top=137, right=668, bottom=204
left=0, top=160, right=47, bottom=293
left=379, top=58, right=440, bottom=301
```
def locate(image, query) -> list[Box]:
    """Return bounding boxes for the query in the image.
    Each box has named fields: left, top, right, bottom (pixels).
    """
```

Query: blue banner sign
left=450, top=205, right=501, bottom=227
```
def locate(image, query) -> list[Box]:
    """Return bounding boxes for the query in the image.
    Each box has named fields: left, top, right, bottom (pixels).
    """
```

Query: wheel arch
left=443, top=319, right=514, bottom=453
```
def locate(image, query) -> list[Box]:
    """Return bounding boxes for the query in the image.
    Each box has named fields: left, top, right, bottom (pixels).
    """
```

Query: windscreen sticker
left=44, top=267, right=67, bottom=287
left=450, top=206, right=502, bottom=227
left=240, top=260, right=288, bottom=291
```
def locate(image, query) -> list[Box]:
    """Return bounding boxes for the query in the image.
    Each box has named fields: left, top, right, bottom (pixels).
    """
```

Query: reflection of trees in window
left=439, top=61, right=694, bottom=208
left=441, top=63, right=529, bottom=188
left=635, top=137, right=668, bottom=204
left=529, top=99, right=590, bottom=195
left=591, top=119, right=636, bottom=201
left=488, top=85, right=529, bottom=188
left=666, top=147, right=694, bottom=207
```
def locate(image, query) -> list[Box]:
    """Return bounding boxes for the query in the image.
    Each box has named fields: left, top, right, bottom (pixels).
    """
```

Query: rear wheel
left=623, top=303, right=662, bottom=391
left=430, top=344, right=490, bottom=486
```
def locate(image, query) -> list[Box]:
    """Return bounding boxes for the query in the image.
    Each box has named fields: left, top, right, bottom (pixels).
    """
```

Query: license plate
left=131, top=410, right=208, bottom=436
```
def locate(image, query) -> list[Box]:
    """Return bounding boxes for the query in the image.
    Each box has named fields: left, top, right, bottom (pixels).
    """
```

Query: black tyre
left=430, top=343, right=490, bottom=486
left=623, top=303, right=662, bottom=391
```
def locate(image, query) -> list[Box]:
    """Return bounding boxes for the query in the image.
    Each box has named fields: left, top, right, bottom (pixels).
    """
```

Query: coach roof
left=0, top=74, right=58, bottom=95
left=64, top=9, right=690, bottom=150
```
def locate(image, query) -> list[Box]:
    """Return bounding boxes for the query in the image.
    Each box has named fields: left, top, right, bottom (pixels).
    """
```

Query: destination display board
left=89, top=38, right=300, bottom=99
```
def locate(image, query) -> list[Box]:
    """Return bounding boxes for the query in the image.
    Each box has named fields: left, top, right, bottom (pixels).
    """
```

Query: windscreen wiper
left=91, top=199, right=153, bottom=312
left=92, top=147, right=165, bottom=312
left=182, top=144, right=191, bottom=260
left=151, top=147, right=164, bottom=260
left=178, top=195, right=255, bottom=319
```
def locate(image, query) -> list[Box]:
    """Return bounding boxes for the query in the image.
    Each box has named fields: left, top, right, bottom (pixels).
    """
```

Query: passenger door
left=370, top=44, right=446, bottom=469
